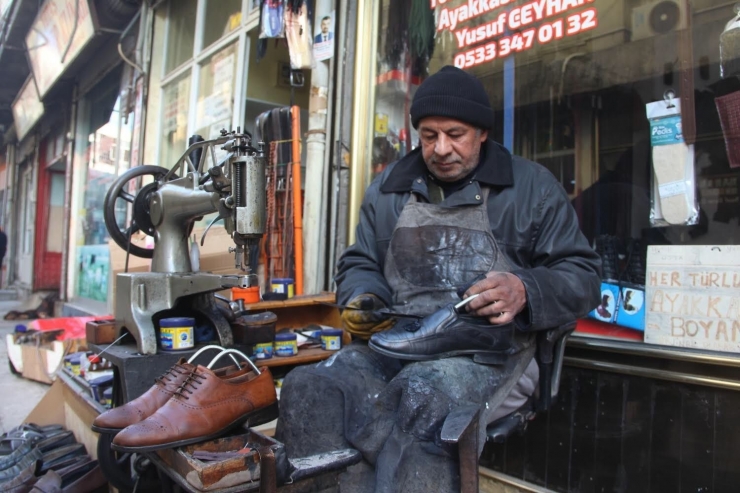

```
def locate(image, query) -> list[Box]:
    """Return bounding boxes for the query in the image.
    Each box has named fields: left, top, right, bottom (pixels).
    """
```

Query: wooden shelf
left=256, top=347, right=337, bottom=368
left=243, top=292, right=336, bottom=311
left=244, top=292, right=342, bottom=332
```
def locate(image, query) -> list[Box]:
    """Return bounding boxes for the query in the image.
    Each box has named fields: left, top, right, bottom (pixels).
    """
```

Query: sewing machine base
left=114, top=272, right=254, bottom=355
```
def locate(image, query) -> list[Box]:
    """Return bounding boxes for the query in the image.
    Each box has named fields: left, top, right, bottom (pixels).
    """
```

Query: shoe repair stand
left=90, top=340, right=362, bottom=493
left=89, top=294, right=349, bottom=492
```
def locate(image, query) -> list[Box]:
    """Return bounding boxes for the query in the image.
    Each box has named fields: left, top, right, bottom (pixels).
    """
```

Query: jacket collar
left=380, top=139, right=514, bottom=193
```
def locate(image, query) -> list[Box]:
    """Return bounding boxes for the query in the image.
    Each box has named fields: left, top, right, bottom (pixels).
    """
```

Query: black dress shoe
left=58, top=459, right=106, bottom=493
left=368, top=303, right=527, bottom=362
left=38, top=444, right=87, bottom=474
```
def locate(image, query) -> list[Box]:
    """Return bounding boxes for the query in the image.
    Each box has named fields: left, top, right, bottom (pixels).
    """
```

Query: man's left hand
left=464, top=271, right=527, bottom=324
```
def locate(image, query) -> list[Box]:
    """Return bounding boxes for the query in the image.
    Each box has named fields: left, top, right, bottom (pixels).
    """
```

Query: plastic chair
left=441, top=322, right=576, bottom=493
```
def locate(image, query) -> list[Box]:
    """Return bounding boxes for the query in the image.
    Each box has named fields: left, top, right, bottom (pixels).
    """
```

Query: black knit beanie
left=410, top=66, right=494, bottom=130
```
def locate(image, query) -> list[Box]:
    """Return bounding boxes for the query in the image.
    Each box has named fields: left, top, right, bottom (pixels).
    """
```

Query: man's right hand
left=340, top=294, right=395, bottom=339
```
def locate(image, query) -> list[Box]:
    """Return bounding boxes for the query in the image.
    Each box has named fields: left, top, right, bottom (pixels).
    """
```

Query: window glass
left=165, top=0, right=197, bottom=74
left=369, top=0, right=740, bottom=345
left=47, top=173, right=65, bottom=253
left=203, top=0, right=242, bottom=49
left=160, top=73, right=192, bottom=170
left=195, top=42, right=237, bottom=147
left=76, top=88, right=134, bottom=302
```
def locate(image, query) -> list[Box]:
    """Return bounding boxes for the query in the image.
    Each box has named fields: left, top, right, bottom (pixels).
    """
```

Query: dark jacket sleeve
left=335, top=178, right=393, bottom=307
left=512, top=175, right=602, bottom=330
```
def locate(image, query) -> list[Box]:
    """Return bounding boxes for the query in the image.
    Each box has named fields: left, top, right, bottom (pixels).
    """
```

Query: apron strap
left=481, top=186, right=491, bottom=205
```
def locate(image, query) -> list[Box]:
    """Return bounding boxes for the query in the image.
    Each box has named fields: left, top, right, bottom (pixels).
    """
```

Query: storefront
left=138, top=0, right=342, bottom=296
left=349, top=0, right=740, bottom=490
left=0, top=0, right=142, bottom=310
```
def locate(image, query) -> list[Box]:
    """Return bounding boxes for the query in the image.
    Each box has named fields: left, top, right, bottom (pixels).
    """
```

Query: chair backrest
left=483, top=321, right=576, bottom=443
left=535, top=321, right=576, bottom=412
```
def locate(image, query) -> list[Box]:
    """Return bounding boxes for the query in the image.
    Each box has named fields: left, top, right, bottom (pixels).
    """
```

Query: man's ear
left=480, top=129, right=488, bottom=142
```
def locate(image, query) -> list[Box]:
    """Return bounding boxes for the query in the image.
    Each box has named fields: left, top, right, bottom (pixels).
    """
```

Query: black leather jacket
left=336, top=139, right=602, bottom=331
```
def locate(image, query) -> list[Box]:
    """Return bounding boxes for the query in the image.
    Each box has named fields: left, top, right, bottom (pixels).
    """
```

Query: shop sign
left=26, top=0, right=96, bottom=98
left=429, top=0, right=598, bottom=69
left=12, top=76, right=44, bottom=141
left=645, top=245, right=740, bottom=353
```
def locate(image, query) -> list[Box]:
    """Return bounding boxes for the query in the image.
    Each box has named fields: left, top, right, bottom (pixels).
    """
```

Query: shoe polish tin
left=253, top=342, right=274, bottom=359
left=321, top=329, right=343, bottom=351
left=159, top=317, right=195, bottom=351
left=274, top=332, right=298, bottom=357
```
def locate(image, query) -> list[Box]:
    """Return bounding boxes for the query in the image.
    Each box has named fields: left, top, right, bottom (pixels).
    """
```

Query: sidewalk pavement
left=0, top=299, right=52, bottom=434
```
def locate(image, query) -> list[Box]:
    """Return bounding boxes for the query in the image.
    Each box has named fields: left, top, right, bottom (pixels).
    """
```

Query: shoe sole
left=90, top=425, right=123, bottom=435
left=109, top=401, right=280, bottom=453
left=368, top=341, right=500, bottom=361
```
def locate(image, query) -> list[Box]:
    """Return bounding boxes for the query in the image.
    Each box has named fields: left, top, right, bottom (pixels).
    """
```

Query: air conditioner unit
left=631, top=0, right=688, bottom=42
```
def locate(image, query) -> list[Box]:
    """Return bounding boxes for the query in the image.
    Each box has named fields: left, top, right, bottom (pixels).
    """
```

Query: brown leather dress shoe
left=111, top=366, right=278, bottom=452
left=92, top=359, right=253, bottom=434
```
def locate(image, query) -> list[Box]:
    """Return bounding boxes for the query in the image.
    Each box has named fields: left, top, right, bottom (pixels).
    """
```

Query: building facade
left=345, top=0, right=740, bottom=489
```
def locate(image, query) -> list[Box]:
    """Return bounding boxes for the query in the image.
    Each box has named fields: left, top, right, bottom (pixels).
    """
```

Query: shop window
left=203, top=0, right=242, bottom=49
left=165, top=0, right=197, bottom=74
left=20, top=166, right=34, bottom=255
left=47, top=173, right=65, bottom=253
left=195, top=42, right=238, bottom=144
left=74, top=65, right=134, bottom=303
left=160, top=73, right=192, bottom=170
left=364, top=0, right=740, bottom=348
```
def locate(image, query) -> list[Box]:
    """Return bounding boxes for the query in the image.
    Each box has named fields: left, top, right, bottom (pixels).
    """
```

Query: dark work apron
left=277, top=186, right=537, bottom=492
left=383, top=187, right=511, bottom=316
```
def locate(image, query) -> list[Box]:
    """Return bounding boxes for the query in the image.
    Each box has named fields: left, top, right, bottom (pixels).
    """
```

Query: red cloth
left=28, top=316, right=114, bottom=341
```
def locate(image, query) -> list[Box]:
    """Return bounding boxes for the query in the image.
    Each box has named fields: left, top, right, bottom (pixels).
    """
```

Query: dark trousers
left=276, top=341, right=535, bottom=493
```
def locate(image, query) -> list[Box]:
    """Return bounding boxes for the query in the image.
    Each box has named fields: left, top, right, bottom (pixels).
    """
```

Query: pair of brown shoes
left=92, top=347, right=278, bottom=453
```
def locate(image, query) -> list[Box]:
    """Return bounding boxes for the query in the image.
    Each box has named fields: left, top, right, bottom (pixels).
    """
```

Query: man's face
left=418, top=116, right=487, bottom=182
left=321, top=19, right=330, bottom=34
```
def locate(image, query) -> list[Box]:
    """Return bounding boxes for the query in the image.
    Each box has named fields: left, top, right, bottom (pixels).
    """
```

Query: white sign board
left=12, top=77, right=44, bottom=140
left=645, top=245, right=740, bottom=353
left=26, top=0, right=96, bottom=97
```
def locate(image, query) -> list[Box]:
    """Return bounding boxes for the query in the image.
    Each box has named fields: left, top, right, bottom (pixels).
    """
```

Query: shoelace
left=173, top=369, right=207, bottom=400
left=154, top=363, right=189, bottom=386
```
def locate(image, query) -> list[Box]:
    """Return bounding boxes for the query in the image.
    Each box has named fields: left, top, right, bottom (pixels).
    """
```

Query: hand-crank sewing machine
left=104, top=129, right=265, bottom=355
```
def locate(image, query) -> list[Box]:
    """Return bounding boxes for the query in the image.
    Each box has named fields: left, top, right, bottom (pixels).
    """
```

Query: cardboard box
left=6, top=333, right=85, bottom=384
left=85, top=319, right=116, bottom=344
left=645, top=245, right=740, bottom=352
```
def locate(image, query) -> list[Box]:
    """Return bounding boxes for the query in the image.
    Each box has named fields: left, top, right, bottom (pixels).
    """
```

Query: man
left=276, top=66, right=601, bottom=492
left=314, top=15, right=333, bottom=44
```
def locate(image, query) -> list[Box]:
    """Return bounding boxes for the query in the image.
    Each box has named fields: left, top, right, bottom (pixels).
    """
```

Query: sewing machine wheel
left=103, top=165, right=169, bottom=258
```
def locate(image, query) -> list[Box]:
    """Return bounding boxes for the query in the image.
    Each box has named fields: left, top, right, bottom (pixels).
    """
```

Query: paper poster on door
left=313, top=10, right=335, bottom=62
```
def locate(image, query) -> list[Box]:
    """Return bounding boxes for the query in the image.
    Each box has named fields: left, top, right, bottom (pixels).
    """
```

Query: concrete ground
left=0, top=297, right=52, bottom=434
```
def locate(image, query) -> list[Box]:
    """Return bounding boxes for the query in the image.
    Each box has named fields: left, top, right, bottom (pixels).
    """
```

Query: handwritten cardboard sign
left=645, top=245, right=740, bottom=353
